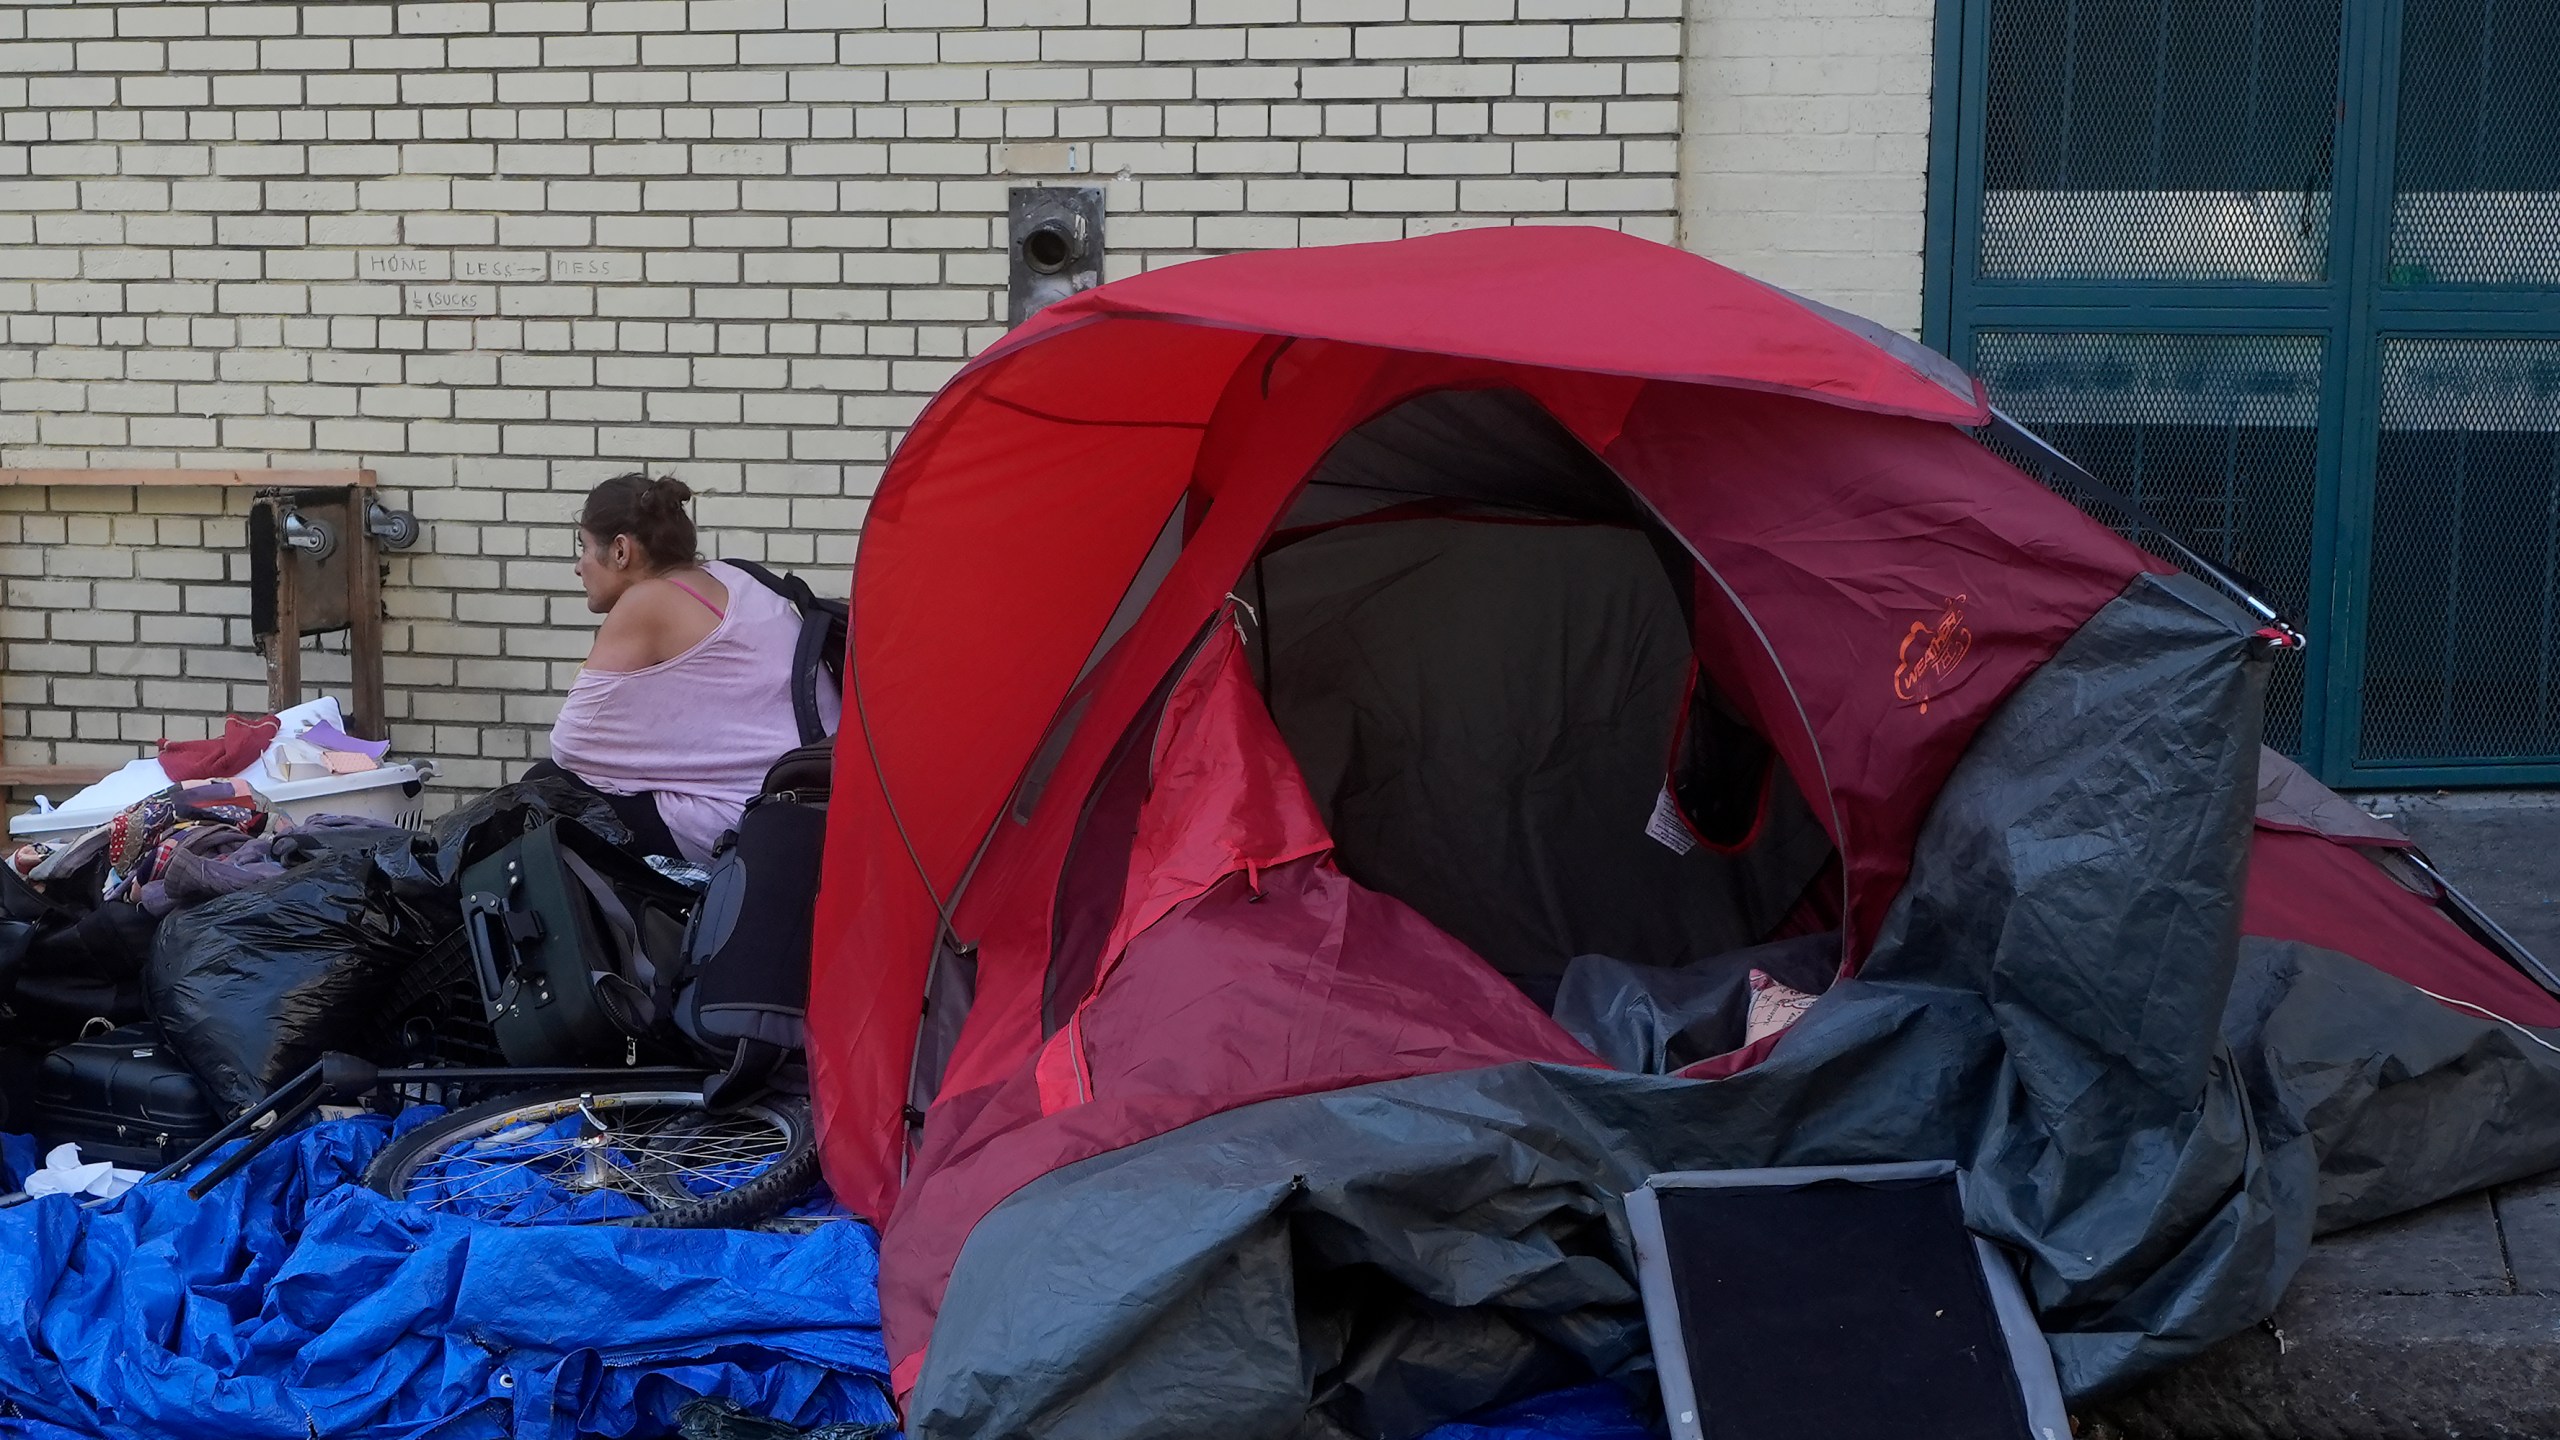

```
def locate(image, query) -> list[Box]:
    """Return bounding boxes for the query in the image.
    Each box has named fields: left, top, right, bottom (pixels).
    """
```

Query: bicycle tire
left=364, top=1083, right=819, bottom=1228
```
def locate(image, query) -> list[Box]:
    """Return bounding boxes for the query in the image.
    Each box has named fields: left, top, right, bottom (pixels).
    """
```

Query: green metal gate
left=1926, top=0, right=2560, bottom=786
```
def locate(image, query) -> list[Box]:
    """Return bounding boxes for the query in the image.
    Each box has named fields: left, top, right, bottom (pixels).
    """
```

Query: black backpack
left=723, top=559, right=847, bottom=748
left=676, top=742, right=832, bottom=1107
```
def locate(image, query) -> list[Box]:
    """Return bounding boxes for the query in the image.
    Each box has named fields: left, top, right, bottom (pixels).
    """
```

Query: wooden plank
left=0, top=765, right=117, bottom=789
left=346, top=486, right=389, bottom=741
left=265, top=500, right=302, bottom=715
left=0, top=469, right=374, bottom=488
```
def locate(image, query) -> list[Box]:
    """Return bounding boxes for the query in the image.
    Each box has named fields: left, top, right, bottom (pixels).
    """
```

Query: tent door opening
left=1234, top=389, right=1839, bottom=1012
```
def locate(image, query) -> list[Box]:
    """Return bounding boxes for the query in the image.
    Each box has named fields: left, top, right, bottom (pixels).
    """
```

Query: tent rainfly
left=805, top=227, right=2560, bottom=1440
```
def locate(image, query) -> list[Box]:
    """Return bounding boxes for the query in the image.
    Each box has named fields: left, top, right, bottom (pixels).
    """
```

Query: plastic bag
left=0, top=859, right=159, bottom=1045
left=146, top=777, right=634, bottom=1114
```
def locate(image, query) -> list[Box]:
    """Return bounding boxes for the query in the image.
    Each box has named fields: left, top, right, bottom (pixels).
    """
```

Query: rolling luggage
left=462, top=744, right=830, bottom=1093
left=461, top=819, right=698, bottom=1067
left=30, top=1022, right=221, bottom=1169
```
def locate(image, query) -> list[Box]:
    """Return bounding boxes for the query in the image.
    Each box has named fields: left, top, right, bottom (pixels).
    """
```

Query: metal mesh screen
left=1980, top=0, right=2342, bottom=282
left=1973, top=331, right=2324, bottom=753
left=2360, top=338, right=2560, bottom=765
left=2388, top=0, right=2560, bottom=288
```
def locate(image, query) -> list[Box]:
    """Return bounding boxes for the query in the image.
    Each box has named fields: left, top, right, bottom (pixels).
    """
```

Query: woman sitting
left=532, top=472, right=814, bottom=862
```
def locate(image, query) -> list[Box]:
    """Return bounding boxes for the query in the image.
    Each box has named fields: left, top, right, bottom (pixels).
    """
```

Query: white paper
left=23, top=1142, right=143, bottom=1200
left=256, top=698, right=348, bottom=782
left=265, top=737, right=332, bottom=782
left=269, top=696, right=345, bottom=745
left=1645, top=784, right=1698, bottom=856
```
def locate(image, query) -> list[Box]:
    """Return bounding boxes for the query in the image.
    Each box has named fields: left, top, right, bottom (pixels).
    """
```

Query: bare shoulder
left=586, top=577, right=718, bottom=672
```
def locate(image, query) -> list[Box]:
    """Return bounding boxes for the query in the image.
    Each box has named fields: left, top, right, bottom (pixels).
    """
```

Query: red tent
left=806, top=227, right=2560, bottom=1433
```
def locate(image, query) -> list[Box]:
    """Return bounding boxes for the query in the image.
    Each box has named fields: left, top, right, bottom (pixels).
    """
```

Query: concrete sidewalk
left=2090, top=1173, right=2560, bottom=1439
left=2089, top=789, right=2560, bottom=1440
left=2374, top=789, right=2560, bottom=964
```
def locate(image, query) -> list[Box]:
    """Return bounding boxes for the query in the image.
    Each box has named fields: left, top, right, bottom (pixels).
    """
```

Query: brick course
left=0, top=0, right=1933, bottom=799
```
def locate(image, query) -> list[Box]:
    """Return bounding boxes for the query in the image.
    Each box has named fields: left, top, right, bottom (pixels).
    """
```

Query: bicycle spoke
left=387, top=1090, right=805, bottom=1226
left=650, top=1136, right=787, bottom=1163
left=634, top=1142, right=773, bottom=1178
left=421, top=1151, right=566, bottom=1211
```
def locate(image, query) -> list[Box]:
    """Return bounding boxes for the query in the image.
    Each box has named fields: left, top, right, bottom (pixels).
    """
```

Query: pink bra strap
left=665, top=576, right=725, bottom=618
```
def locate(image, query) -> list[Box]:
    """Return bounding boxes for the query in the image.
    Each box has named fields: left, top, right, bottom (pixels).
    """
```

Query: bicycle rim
left=381, top=1089, right=803, bottom=1225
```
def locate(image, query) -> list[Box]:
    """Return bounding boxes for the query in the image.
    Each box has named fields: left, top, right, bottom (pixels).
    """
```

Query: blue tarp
left=0, top=1118, right=1642, bottom=1440
left=0, top=1115, right=897, bottom=1439
left=1417, top=1385, right=1651, bottom=1440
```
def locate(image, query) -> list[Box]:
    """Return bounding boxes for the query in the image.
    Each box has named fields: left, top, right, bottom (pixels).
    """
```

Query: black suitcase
left=30, top=1022, right=221, bottom=1169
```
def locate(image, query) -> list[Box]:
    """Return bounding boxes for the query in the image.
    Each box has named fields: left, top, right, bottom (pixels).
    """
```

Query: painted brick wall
left=0, top=0, right=1684, bottom=796
left=1679, top=0, right=1934, bottom=334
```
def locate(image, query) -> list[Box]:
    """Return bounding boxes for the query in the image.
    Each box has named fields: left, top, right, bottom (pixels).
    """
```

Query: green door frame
left=1923, top=0, right=2560, bottom=790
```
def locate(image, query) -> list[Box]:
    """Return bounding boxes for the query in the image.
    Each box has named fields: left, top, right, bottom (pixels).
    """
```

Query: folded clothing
left=301, top=720, right=391, bottom=762
left=105, top=790, right=266, bottom=900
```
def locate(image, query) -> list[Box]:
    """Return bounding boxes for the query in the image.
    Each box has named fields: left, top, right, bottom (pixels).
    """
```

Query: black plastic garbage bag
left=149, top=849, right=431, bottom=1113
left=147, top=777, right=633, bottom=1114
left=400, top=773, right=637, bottom=897
left=0, top=863, right=160, bottom=1045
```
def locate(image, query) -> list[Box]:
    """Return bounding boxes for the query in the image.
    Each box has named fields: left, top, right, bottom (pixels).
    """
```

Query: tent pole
left=2404, top=851, right=2560, bottom=998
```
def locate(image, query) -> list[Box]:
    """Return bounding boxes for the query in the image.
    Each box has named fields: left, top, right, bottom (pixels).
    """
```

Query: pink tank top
left=546, top=561, right=816, bottom=863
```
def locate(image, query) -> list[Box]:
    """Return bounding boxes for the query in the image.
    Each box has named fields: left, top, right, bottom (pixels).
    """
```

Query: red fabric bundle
left=158, top=715, right=279, bottom=783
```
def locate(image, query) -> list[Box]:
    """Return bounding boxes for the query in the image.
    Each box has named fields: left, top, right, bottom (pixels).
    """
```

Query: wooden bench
left=0, top=468, right=381, bottom=790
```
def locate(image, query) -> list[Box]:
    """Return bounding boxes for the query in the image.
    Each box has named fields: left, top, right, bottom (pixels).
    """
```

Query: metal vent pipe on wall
left=1009, top=187, right=1106, bottom=326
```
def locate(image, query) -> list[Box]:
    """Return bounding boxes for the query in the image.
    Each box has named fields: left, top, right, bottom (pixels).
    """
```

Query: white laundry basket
left=7, top=762, right=441, bottom=843
left=249, top=763, right=437, bottom=830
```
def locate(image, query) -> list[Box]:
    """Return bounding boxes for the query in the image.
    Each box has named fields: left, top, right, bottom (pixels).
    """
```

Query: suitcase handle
left=461, top=889, right=543, bottom=1024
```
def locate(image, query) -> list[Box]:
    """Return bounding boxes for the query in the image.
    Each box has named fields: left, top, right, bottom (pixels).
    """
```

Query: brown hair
left=580, top=471, right=697, bottom=570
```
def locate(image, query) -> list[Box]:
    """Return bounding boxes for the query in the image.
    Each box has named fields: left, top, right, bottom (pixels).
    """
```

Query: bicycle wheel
left=363, top=1084, right=819, bottom=1228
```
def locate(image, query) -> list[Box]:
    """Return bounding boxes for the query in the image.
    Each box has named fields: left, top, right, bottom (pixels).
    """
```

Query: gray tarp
left=906, top=572, right=2560, bottom=1439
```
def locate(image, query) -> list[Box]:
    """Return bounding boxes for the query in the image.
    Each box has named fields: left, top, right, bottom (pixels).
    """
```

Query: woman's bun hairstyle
left=582, top=471, right=699, bottom=570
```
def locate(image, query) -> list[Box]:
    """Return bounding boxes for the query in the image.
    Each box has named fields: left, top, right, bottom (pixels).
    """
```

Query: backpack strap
left=559, top=847, right=649, bottom=987
left=704, top=1037, right=792, bottom=1113
left=724, top=554, right=811, bottom=611
left=723, top=557, right=838, bottom=748
left=558, top=844, right=684, bottom=1040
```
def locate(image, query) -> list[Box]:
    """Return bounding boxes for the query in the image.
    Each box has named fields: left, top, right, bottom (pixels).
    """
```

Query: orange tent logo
left=1894, top=595, right=1973, bottom=714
